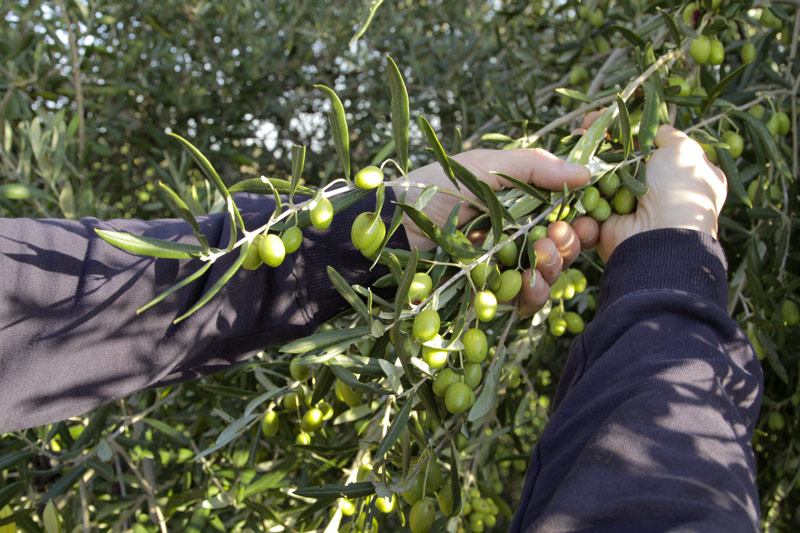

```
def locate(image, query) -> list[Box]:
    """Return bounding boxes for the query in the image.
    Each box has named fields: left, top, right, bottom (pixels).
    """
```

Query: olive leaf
left=95, top=229, right=206, bottom=259
left=386, top=55, right=409, bottom=174
left=315, top=84, right=351, bottom=180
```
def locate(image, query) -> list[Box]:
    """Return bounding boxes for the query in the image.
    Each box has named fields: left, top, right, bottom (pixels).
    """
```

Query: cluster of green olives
left=455, top=486, right=501, bottom=533
left=580, top=172, right=636, bottom=221
left=547, top=268, right=590, bottom=337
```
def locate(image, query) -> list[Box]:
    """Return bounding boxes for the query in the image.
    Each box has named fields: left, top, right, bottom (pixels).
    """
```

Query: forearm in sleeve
left=0, top=191, right=406, bottom=433
left=511, top=229, right=763, bottom=532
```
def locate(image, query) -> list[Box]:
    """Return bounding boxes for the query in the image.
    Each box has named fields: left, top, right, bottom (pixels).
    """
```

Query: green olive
left=408, top=272, right=433, bottom=304
left=463, top=328, right=488, bottom=364
left=281, top=226, right=303, bottom=254
left=550, top=317, right=567, bottom=337
left=422, top=341, right=449, bottom=370
left=242, top=236, right=264, bottom=270
left=667, top=77, right=691, bottom=98
left=351, top=212, right=384, bottom=251
left=309, top=197, right=334, bottom=230
left=474, top=291, right=498, bottom=322
left=409, top=498, right=436, bottom=533
left=590, top=198, right=611, bottom=222
left=749, top=104, right=766, bottom=120
left=708, top=39, right=725, bottom=65
left=689, top=36, right=711, bottom=64
left=300, top=407, right=324, bottom=432
left=613, top=187, right=636, bottom=215
left=531, top=225, right=548, bottom=241
left=581, top=186, right=600, bottom=212
left=437, top=481, right=454, bottom=516
left=445, top=382, right=475, bottom=414
left=283, top=391, right=302, bottom=410
left=295, top=431, right=311, bottom=445
left=433, top=368, right=461, bottom=396
left=335, top=379, right=363, bottom=408
left=765, top=114, right=780, bottom=137
left=290, top=358, right=310, bottom=381
left=354, top=165, right=384, bottom=189
left=413, top=309, right=440, bottom=341
left=776, top=112, right=790, bottom=136
left=464, top=363, right=482, bottom=390
left=496, top=240, right=519, bottom=267
left=375, top=493, right=396, bottom=513
left=494, top=269, right=522, bottom=303
left=722, top=131, right=744, bottom=158
left=741, top=42, right=756, bottom=63
left=565, top=312, right=585, bottom=334
left=471, top=262, right=502, bottom=291
left=258, top=234, right=286, bottom=267
left=598, top=173, right=621, bottom=197
left=781, top=300, right=799, bottom=326
left=261, top=411, right=279, bottom=436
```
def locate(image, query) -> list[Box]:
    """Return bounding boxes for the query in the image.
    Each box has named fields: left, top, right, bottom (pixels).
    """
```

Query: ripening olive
left=259, top=234, right=286, bottom=267
left=310, top=197, right=334, bottom=230
left=354, top=165, right=384, bottom=189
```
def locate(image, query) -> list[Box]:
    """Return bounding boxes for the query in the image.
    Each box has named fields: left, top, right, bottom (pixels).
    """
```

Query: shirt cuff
left=598, top=229, right=729, bottom=313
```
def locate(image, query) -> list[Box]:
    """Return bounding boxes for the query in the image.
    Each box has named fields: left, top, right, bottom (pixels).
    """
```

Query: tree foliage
left=1, top=0, right=799, bottom=532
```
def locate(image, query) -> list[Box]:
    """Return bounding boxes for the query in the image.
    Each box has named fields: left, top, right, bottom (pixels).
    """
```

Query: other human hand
left=395, top=148, right=593, bottom=316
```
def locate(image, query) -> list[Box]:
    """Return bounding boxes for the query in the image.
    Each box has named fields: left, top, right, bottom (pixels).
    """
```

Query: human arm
left=510, top=126, right=762, bottom=532
left=0, top=147, right=590, bottom=434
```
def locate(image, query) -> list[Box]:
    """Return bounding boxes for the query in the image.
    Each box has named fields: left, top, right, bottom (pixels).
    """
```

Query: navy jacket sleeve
left=0, top=191, right=406, bottom=434
left=511, top=229, right=763, bottom=532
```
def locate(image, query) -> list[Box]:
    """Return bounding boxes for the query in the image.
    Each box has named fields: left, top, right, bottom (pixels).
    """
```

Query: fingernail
left=564, top=162, right=588, bottom=174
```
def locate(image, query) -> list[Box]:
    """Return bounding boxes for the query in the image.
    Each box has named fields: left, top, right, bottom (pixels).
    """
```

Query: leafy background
left=1, top=0, right=798, bottom=531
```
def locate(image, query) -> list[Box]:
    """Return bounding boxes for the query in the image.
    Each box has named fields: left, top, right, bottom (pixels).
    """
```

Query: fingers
left=547, top=221, right=581, bottom=266
left=452, top=149, right=591, bottom=193
left=518, top=269, right=551, bottom=317
left=571, top=216, right=600, bottom=249
left=654, top=124, right=689, bottom=147
left=581, top=109, right=606, bottom=131
left=533, top=238, right=563, bottom=285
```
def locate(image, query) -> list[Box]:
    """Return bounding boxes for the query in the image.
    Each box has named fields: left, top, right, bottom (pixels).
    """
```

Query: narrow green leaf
left=554, top=88, right=592, bottom=103
left=492, top=172, right=551, bottom=204
left=0, top=481, right=23, bottom=510
left=327, top=266, right=370, bottom=321
left=283, top=326, right=370, bottom=354
left=618, top=167, right=649, bottom=197
left=137, top=261, right=212, bottom=315
left=616, top=94, right=632, bottom=159
left=311, top=366, right=335, bottom=406
left=349, top=0, right=385, bottom=47
left=329, top=364, right=391, bottom=395
left=526, top=234, right=537, bottom=281
left=375, top=396, right=416, bottom=461
left=567, top=104, right=617, bottom=165
left=290, top=145, right=306, bottom=202
left=393, top=322, right=417, bottom=382
left=414, top=185, right=439, bottom=211
left=756, top=329, right=788, bottom=384
left=42, top=464, right=87, bottom=501
left=70, top=404, right=111, bottom=451
left=417, top=382, right=443, bottom=428
left=43, top=500, right=61, bottom=533
left=173, top=242, right=249, bottom=323
left=612, top=25, right=646, bottom=48
left=215, top=413, right=259, bottom=447
left=315, top=85, right=350, bottom=179
left=168, top=133, right=244, bottom=230
left=386, top=56, right=410, bottom=174
left=730, top=111, right=791, bottom=180
left=447, top=441, right=462, bottom=516
left=478, top=181, right=504, bottom=244
left=158, top=181, right=210, bottom=251
left=395, top=203, right=484, bottom=261
left=449, top=158, right=514, bottom=223
left=657, top=8, right=681, bottom=45
left=468, top=350, right=505, bottom=421
left=638, top=81, right=660, bottom=159
left=243, top=385, right=289, bottom=416
left=703, top=64, right=748, bottom=114
left=142, top=417, right=191, bottom=445
left=418, top=116, right=459, bottom=190
left=95, top=229, right=205, bottom=259
left=229, top=177, right=314, bottom=197
left=294, top=481, right=375, bottom=500
left=716, top=148, right=751, bottom=208
left=396, top=248, right=419, bottom=319
left=0, top=450, right=35, bottom=472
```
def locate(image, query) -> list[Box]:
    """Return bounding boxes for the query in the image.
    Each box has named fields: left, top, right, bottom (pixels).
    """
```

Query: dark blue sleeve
left=511, top=229, right=763, bottom=532
left=0, top=191, right=406, bottom=434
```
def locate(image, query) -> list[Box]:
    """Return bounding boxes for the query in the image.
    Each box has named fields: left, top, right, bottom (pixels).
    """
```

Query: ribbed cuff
left=598, top=229, right=728, bottom=313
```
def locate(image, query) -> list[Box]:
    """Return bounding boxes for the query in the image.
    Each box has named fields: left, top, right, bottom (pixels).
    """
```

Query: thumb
left=451, top=148, right=591, bottom=192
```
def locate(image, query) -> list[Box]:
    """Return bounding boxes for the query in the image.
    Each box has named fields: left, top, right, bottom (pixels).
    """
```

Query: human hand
left=395, top=148, right=593, bottom=316
left=571, top=125, right=727, bottom=261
